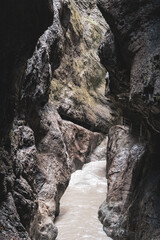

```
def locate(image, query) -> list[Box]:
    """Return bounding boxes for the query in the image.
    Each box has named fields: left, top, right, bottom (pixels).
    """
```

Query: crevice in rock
left=58, top=111, right=106, bottom=134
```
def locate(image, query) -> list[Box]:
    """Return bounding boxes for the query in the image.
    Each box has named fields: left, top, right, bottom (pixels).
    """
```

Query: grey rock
left=97, top=1, right=160, bottom=239
left=29, top=104, right=71, bottom=240
left=99, top=125, right=146, bottom=239
left=97, top=0, right=160, bottom=132
left=0, top=0, right=53, bottom=141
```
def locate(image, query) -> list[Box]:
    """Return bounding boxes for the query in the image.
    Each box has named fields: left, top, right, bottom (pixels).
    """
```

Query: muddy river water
left=55, top=160, right=112, bottom=240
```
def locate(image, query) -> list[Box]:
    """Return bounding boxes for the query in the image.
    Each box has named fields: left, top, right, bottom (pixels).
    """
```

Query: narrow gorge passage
left=55, top=160, right=112, bottom=240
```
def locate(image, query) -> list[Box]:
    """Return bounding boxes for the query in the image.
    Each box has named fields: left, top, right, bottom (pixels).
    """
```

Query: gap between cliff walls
left=6, top=0, right=117, bottom=240
left=38, top=0, right=120, bottom=239
left=0, top=0, right=120, bottom=239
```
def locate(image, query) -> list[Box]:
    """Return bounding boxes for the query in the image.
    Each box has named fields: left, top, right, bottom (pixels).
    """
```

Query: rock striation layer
left=97, top=0, right=160, bottom=239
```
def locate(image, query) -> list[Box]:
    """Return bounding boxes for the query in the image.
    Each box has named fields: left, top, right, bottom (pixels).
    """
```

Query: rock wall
left=97, top=0, right=160, bottom=239
left=0, top=0, right=114, bottom=239
left=97, top=0, right=160, bottom=131
left=0, top=0, right=53, bottom=142
left=2, top=0, right=159, bottom=239
left=18, top=1, right=112, bottom=239
left=50, top=0, right=118, bottom=133
left=0, top=1, right=53, bottom=239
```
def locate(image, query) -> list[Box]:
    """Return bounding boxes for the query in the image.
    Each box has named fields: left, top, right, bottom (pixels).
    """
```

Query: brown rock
left=50, top=0, right=117, bottom=133
left=61, top=120, right=104, bottom=171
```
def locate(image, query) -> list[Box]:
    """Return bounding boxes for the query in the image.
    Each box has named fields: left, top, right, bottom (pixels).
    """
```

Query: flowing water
left=55, top=160, right=112, bottom=240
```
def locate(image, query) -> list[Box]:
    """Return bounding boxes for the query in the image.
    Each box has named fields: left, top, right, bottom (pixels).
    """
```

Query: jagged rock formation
left=50, top=0, right=117, bottom=133
left=61, top=120, right=104, bottom=171
left=18, top=0, right=112, bottom=239
left=97, top=0, right=160, bottom=131
left=0, top=0, right=115, bottom=239
left=3, top=0, right=160, bottom=239
left=0, top=1, right=53, bottom=239
left=0, top=0, right=53, bottom=142
left=97, top=0, right=160, bottom=239
left=99, top=126, right=146, bottom=239
left=5, top=1, right=72, bottom=239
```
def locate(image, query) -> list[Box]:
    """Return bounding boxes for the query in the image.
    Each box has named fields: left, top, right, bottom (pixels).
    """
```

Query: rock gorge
left=0, top=1, right=159, bottom=240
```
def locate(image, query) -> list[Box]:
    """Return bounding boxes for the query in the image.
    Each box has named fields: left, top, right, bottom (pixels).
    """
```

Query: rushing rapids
left=55, top=160, right=112, bottom=240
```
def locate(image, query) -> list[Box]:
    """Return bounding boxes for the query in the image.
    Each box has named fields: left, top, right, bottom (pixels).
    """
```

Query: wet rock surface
left=1, top=0, right=159, bottom=239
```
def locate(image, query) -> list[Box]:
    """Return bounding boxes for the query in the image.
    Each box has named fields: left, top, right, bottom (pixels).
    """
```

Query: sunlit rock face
left=50, top=0, right=118, bottom=133
left=97, top=0, right=160, bottom=239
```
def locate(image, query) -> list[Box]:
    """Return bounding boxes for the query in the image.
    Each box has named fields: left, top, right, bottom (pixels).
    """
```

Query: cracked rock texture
left=0, top=0, right=71, bottom=239
left=97, top=0, right=160, bottom=239
left=99, top=126, right=147, bottom=239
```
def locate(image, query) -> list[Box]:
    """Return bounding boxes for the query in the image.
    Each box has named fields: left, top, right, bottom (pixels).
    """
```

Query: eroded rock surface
left=0, top=0, right=115, bottom=239
left=97, top=0, right=160, bottom=239
left=97, top=0, right=160, bottom=132
left=29, top=105, right=71, bottom=240
left=61, top=120, right=104, bottom=171
left=99, top=126, right=147, bottom=239
left=0, top=0, right=53, bottom=239
left=0, top=0, right=53, bottom=141
left=12, top=1, right=71, bottom=239
left=50, top=0, right=117, bottom=133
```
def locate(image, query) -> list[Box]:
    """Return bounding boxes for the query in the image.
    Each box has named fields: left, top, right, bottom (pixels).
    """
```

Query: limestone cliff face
left=97, top=0, right=160, bottom=239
